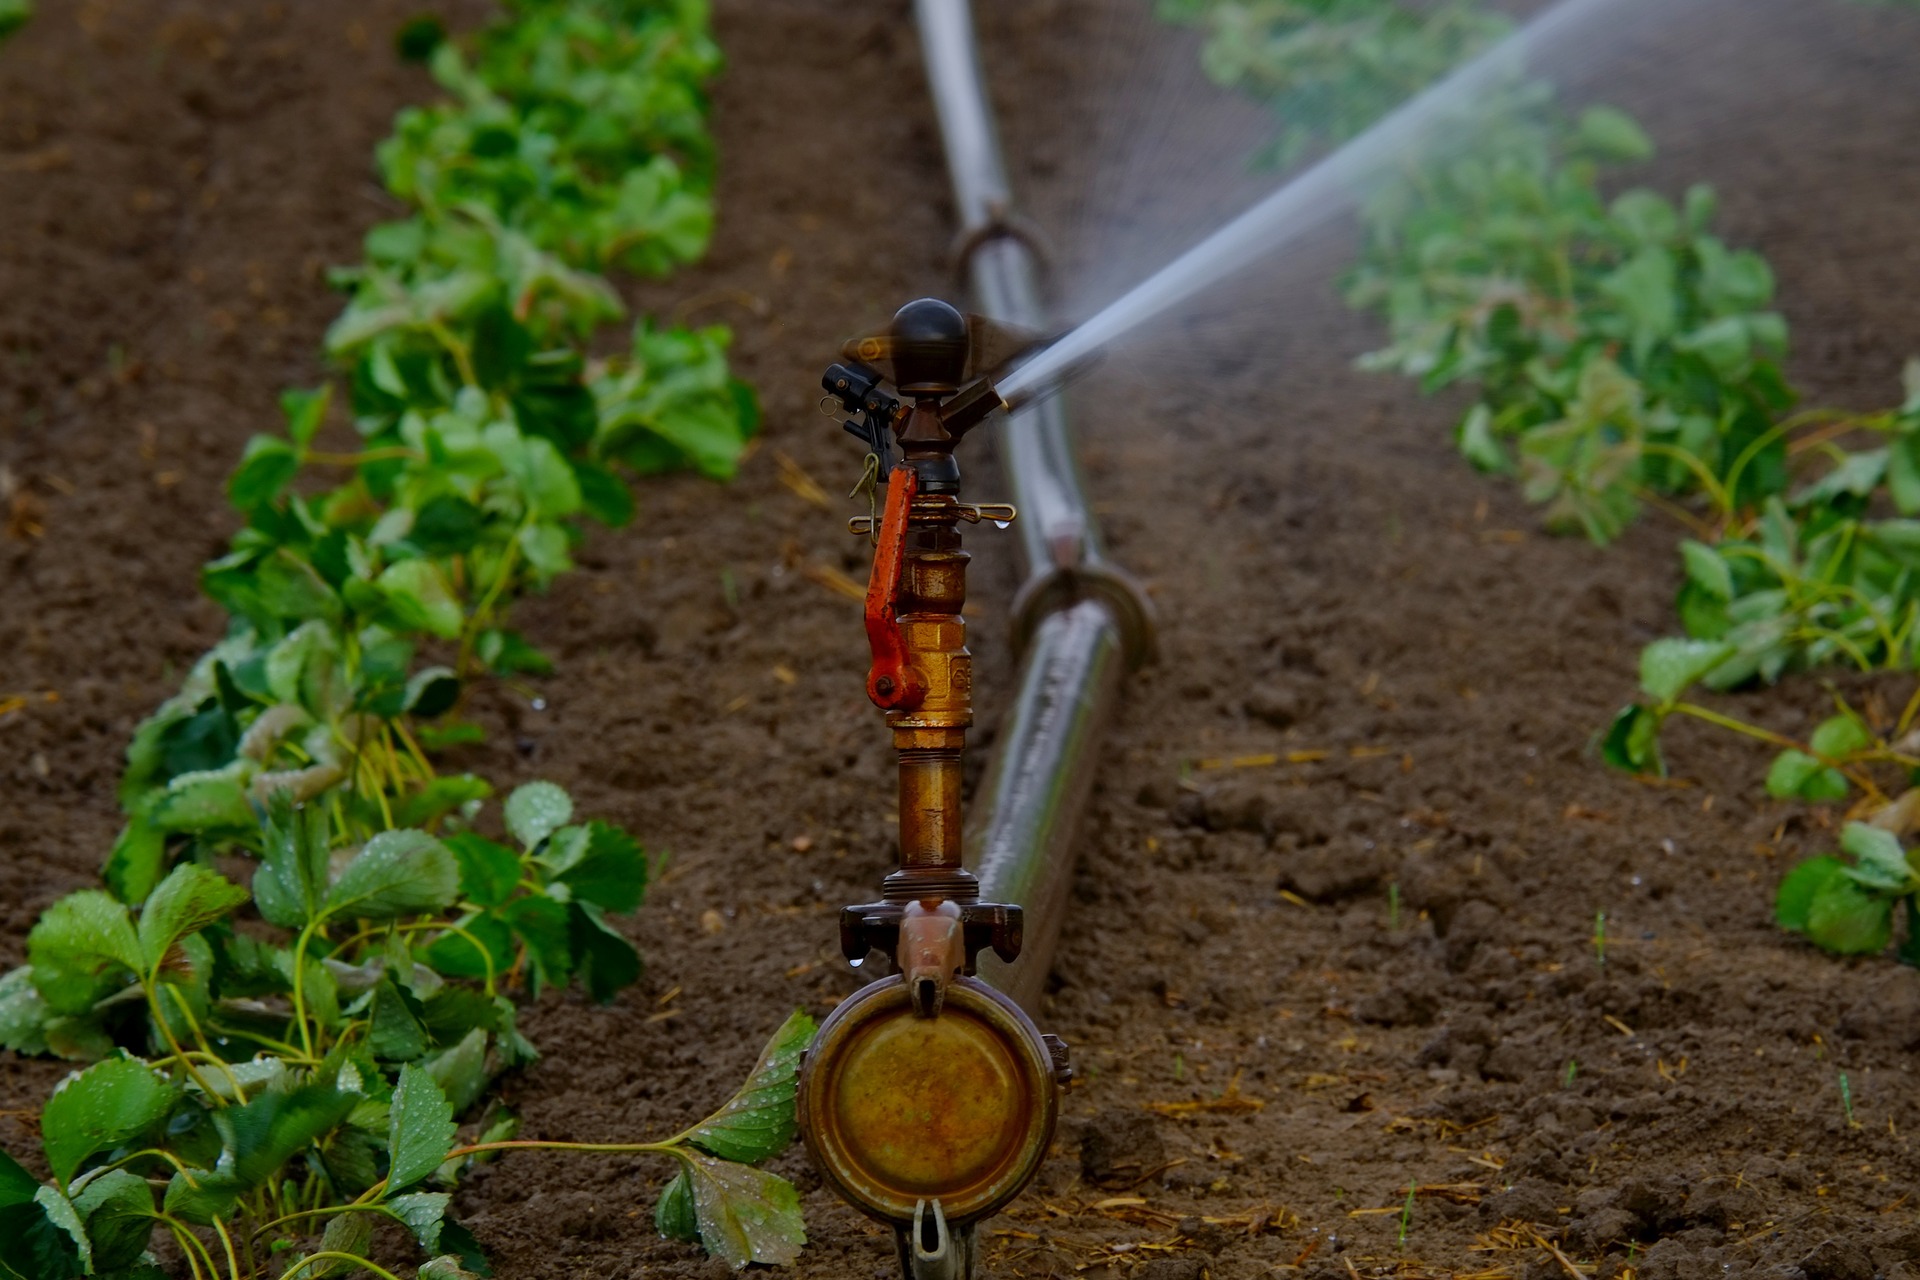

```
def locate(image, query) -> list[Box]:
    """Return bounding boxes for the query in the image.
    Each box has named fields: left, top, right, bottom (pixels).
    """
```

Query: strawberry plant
left=1169, top=0, right=1920, bottom=961
left=0, top=1, right=805, bottom=1272
left=1777, top=822, right=1920, bottom=962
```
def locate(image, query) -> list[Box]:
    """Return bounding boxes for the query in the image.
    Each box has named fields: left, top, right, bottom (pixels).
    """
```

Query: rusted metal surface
left=798, top=976, right=1060, bottom=1227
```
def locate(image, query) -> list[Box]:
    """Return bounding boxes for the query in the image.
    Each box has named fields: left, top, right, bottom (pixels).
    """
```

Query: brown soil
left=6, top=3, right=1920, bottom=1280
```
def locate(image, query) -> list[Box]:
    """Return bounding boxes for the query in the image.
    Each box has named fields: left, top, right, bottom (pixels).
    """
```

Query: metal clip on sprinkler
left=800, top=300, right=1072, bottom=1279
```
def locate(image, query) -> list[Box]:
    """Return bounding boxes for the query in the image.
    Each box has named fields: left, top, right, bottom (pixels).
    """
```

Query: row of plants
left=1158, top=0, right=1920, bottom=961
left=0, top=4, right=805, bottom=1277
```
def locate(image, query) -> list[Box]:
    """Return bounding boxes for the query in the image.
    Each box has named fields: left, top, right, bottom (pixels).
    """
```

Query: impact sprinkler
left=799, top=298, right=1071, bottom=1280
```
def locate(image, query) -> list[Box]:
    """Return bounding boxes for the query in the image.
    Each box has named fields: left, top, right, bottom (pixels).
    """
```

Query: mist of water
left=996, top=0, right=1685, bottom=407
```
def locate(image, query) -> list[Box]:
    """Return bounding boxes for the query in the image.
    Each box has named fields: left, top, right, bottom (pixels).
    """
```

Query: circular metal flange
left=798, top=974, right=1058, bottom=1227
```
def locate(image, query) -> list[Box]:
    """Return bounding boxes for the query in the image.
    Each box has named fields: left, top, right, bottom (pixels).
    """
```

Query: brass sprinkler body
left=799, top=300, right=1069, bottom=1278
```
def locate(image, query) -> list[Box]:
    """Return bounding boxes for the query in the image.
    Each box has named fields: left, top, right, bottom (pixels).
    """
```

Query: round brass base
left=798, top=974, right=1058, bottom=1226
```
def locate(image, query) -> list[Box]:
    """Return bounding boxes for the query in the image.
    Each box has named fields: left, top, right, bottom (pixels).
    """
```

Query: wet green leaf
left=324, top=830, right=460, bottom=921
left=504, top=781, right=573, bottom=849
left=654, top=1168, right=699, bottom=1242
left=685, top=1010, right=816, bottom=1164
left=27, top=892, right=142, bottom=1017
left=389, top=1065, right=456, bottom=1192
left=72, top=1169, right=155, bottom=1271
left=254, top=798, right=333, bottom=929
left=136, top=863, right=248, bottom=975
left=390, top=1190, right=451, bottom=1252
left=678, top=1150, right=806, bottom=1269
left=41, top=1055, right=177, bottom=1187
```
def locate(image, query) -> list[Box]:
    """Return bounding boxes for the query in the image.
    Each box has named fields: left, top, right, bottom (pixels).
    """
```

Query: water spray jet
left=998, top=0, right=1690, bottom=405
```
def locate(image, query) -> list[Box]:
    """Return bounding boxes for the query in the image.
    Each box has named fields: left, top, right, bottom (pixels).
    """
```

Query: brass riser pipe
left=912, top=0, right=1144, bottom=1013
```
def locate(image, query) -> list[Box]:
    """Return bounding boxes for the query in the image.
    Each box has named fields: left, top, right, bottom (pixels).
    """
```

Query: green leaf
left=227, top=435, right=301, bottom=511
left=281, top=385, right=332, bottom=448
left=420, top=1257, right=484, bottom=1280
left=41, top=1055, right=178, bottom=1187
left=388, top=1064, right=457, bottom=1192
left=0, top=966, right=50, bottom=1056
left=1678, top=540, right=1732, bottom=601
left=1890, top=436, right=1920, bottom=516
left=312, top=1210, right=373, bottom=1277
left=654, top=1168, right=699, bottom=1242
left=685, top=1010, right=816, bottom=1164
left=323, top=830, right=461, bottom=921
left=34, top=1187, right=90, bottom=1274
left=28, top=892, right=143, bottom=1016
left=502, top=896, right=572, bottom=991
left=504, top=781, right=573, bottom=850
left=214, top=1082, right=355, bottom=1191
left=1601, top=248, right=1679, bottom=355
left=0, top=1198, right=85, bottom=1280
left=368, top=978, right=431, bottom=1062
left=137, top=864, right=249, bottom=975
left=150, top=771, right=255, bottom=835
left=1805, top=877, right=1896, bottom=955
left=547, top=822, right=647, bottom=913
left=678, top=1150, right=807, bottom=1268
left=254, top=799, right=331, bottom=930
left=404, top=666, right=464, bottom=719
left=435, top=1217, right=492, bottom=1276
left=511, top=435, right=584, bottom=519
left=475, top=629, right=554, bottom=677
left=1637, top=638, right=1734, bottom=704
left=103, top=816, right=167, bottom=907
left=1455, top=404, right=1512, bottom=474
left=378, top=559, right=465, bottom=640
left=1841, top=822, right=1916, bottom=893
left=1578, top=105, right=1654, bottom=161
left=0, top=1150, right=40, bottom=1208
left=1599, top=704, right=1663, bottom=775
left=420, top=914, right=513, bottom=982
left=1766, top=749, right=1847, bottom=801
left=409, top=495, right=485, bottom=558
left=568, top=903, right=643, bottom=1004
left=1811, top=715, right=1873, bottom=762
left=162, top=1167, right=244, bottom=1226
left=445, top=834, right=522, bottom=909
left=424, top=1028, right=490, bottom=1116
left=573, top=460, right=636, bottom=528
left=72, top=1169, right=155, bottom=1272
left=389, top=1191, right=451, bottom=1252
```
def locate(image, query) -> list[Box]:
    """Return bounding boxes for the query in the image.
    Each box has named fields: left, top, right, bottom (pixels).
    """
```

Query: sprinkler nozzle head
left=887, top=298, right=969, bottom=396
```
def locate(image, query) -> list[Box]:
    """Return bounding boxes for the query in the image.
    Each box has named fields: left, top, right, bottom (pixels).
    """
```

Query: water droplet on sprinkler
left=993, top=519, right=1010, bottom=530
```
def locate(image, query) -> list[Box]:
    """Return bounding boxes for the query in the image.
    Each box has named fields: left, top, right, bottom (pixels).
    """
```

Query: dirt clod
left=1799, top=1239, right=1877, bottom=1280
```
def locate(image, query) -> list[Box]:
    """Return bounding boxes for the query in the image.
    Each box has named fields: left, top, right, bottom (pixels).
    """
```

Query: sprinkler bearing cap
left=798, top=974, right=1060, bottom=1226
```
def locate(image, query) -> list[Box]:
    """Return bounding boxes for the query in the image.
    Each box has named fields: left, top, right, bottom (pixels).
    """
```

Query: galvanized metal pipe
left=912, top=0, right=1145, bottom=1012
